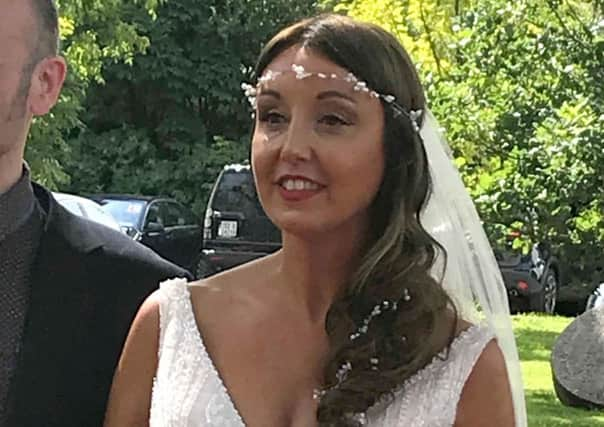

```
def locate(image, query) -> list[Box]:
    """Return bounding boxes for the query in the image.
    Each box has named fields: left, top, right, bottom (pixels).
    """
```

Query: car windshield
left=100, top=200, right=146, bottom=228
left=212, top=170, right=264, bottom=216
left=83, top=202, right=121, bottom=231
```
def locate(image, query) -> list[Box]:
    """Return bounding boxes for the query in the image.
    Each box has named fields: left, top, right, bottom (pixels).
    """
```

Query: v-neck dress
left=149, top=278, right=495, bottom=427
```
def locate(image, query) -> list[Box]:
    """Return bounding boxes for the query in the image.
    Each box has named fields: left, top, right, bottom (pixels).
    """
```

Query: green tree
left=25, top=0, right=156, bottom=189
left=435, top=0, right=603, bottom=293
left=326, top=0, right=481, bottom=75
left=335, top=0, right=604, bottom=293
left=64, top=0, right=318, bottom=213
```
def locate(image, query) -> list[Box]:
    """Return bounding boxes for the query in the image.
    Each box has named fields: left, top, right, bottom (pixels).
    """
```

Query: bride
left=104, top=13, right=525, bottom=427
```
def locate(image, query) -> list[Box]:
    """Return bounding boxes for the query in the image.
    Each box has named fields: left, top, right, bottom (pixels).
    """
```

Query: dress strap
left=444, top=324, right=496, bottom=405
left=367, top=324, right=496, bottom=427
left=156, top=277, right=191, bottom=357
left=158, top=277, right=190, bottom=301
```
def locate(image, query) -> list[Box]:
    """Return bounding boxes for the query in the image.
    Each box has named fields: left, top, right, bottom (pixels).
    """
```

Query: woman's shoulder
left=455, top=333, right=515, bottom=425
left=426, top=320, right=513, bottom=425
left=395, top=321, right=497, bottom=404
left=368, top=322, right=504, bottom=425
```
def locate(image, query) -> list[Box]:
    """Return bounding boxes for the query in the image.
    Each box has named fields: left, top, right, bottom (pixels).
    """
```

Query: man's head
left=30, top=0, right=61, bottom=59
left=0, top=0, right=66, bottom=191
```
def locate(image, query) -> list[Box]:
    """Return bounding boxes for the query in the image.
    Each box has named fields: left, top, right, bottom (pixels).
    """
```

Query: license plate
left=218, top=220, right=238, bottom=238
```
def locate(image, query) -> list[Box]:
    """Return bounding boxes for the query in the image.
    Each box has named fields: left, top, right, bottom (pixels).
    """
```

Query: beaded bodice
left=149, top=278, right=495, bottom=427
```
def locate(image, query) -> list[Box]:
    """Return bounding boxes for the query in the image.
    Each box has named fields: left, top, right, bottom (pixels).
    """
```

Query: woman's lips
left=277, top=177, right=324, bottom=201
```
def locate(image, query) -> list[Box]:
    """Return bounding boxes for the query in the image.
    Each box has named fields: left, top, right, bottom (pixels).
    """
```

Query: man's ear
left=28, top=56, right=67, bottom=117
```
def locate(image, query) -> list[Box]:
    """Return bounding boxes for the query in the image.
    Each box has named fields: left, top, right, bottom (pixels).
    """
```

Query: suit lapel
left=8, top=186, right=101, bottom=424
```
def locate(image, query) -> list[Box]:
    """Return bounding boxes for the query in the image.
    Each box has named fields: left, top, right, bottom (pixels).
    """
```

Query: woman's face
left=251, top=46, right=385, bottom=238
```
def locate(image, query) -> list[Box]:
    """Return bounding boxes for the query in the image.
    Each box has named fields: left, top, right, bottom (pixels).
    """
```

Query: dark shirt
left=0, top=168, right=43, bottom=420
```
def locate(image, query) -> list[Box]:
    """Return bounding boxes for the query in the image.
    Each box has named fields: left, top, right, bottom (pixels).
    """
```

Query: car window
left=211, top=171, right=264, bottom=217
left=101, top=200, right=146, bottom=228
left=145, top=202, right=165, bottom=228
left=163, top=202, right=187, bottom=227
left=184, top=206, right=198, bottom=225
left=172, top=203, right=197, bottom=226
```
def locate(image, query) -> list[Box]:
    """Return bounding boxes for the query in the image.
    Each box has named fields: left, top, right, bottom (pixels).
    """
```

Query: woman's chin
left=273, top=214, right=333, bottom=239
left=270, top=207, right=367, bottom=241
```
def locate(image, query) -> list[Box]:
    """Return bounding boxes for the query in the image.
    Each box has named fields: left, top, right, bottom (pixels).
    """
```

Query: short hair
left=29, top=0, right=60, bottom=60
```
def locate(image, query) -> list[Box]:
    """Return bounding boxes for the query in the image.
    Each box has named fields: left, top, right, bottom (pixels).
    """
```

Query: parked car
left=91, top=194, right=203, bottom=275
left=53, top=192, right=123, bottom=233
left=199, top=164, right=281, bottom=278
left=485, top=223, right=562, bottom=314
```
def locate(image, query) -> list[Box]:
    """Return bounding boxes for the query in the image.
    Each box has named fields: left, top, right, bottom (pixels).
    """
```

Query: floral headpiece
left=241, top=64, right=423, bottom=132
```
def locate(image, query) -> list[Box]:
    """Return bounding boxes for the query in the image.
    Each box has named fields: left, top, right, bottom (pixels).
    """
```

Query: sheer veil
left=420, top=111, right=527, bottom=426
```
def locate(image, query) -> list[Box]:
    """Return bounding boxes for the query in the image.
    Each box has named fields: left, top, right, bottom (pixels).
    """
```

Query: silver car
left=53, top=192, right=123, bottom=233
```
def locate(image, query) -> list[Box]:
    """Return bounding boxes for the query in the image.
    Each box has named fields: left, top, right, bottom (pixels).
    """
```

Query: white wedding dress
left=150, top=278, right=496, bottom=427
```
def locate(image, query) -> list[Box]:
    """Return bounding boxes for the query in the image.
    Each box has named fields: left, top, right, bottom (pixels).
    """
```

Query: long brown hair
left=255, top=14, right=458, bottom=426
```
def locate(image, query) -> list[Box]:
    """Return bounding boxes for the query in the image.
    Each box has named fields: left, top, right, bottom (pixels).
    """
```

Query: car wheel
left=195, top=254, right=215, bottom=280
left=531, top=270, right=558, bottom=314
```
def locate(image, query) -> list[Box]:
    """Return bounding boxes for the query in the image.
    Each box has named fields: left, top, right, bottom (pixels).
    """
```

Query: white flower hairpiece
left=241, top=64, right=423, bottom=133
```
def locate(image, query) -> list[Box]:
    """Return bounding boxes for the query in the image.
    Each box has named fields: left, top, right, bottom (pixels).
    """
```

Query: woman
left=105, top=14, right=523, bottom=426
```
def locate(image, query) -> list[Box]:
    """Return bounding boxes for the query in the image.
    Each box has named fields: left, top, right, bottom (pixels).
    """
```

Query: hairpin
left=241, top=64, right=423, bottom=132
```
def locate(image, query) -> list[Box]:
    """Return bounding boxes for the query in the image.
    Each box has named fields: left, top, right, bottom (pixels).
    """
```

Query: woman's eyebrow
left=257, top=89, right=281, bottom=99
left=256, top=88, right=357, bottom=104
left=317, top=90, right=357, bottom=104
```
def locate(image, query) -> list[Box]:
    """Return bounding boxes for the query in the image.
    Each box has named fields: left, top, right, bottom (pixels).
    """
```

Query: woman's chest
left=199, top=313, right=329, bottom=426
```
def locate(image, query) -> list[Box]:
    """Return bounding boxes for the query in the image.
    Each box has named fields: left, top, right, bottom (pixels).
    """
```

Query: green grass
left=513, top=314, right=604, bottom=426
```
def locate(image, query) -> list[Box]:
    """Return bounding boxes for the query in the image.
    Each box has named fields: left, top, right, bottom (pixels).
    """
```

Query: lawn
left=513, top=314, right=604, bottom=426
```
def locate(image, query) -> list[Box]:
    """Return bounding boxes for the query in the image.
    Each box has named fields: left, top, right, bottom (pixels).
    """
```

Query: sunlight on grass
left=522, top=361, right=555, bottom=390
left=513, top=314, right=604, bottom=427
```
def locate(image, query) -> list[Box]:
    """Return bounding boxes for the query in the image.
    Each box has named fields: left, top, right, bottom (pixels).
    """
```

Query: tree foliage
left=25, top=0, right=156, bottom=189
left=63, top=0, right=318, bottom=213
left=338, top=0, right=603, bottom=291
left=439, top=0, right=603, bottom=291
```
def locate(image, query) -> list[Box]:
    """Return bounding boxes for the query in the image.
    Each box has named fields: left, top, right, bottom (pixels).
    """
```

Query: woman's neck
left=275, top=223, right=366, bottom=325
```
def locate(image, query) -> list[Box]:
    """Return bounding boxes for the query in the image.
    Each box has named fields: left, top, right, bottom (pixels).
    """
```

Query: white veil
left=420, top=111, right=527, bottom=426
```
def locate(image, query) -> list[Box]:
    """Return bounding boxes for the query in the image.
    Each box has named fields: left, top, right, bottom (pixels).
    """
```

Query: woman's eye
left=319, top=114, right=350, bottom=127
left=258, top=111, right=286, bottom=125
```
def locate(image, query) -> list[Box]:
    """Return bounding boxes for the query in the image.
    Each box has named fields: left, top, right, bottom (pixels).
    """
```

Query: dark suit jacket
left=6, top=183, right=191, bottom=427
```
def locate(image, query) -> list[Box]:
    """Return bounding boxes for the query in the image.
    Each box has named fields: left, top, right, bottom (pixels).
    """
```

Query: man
left=0, top=1, right=190, bottom=425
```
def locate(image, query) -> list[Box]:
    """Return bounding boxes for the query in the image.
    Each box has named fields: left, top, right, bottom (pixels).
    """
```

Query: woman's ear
left=28, top=56, right=67, bottom=116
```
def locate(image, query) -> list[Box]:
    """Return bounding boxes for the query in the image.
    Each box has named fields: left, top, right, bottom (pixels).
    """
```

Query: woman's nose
left=279, top=117, right=313, bottom=163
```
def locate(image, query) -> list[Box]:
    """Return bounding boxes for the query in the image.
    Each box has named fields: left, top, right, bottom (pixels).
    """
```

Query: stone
left=551, top=306, right=604, bottom=409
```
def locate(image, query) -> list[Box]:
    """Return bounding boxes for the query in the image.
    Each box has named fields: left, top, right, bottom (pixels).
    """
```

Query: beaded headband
left=241, top=64, right=423, bottom=132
